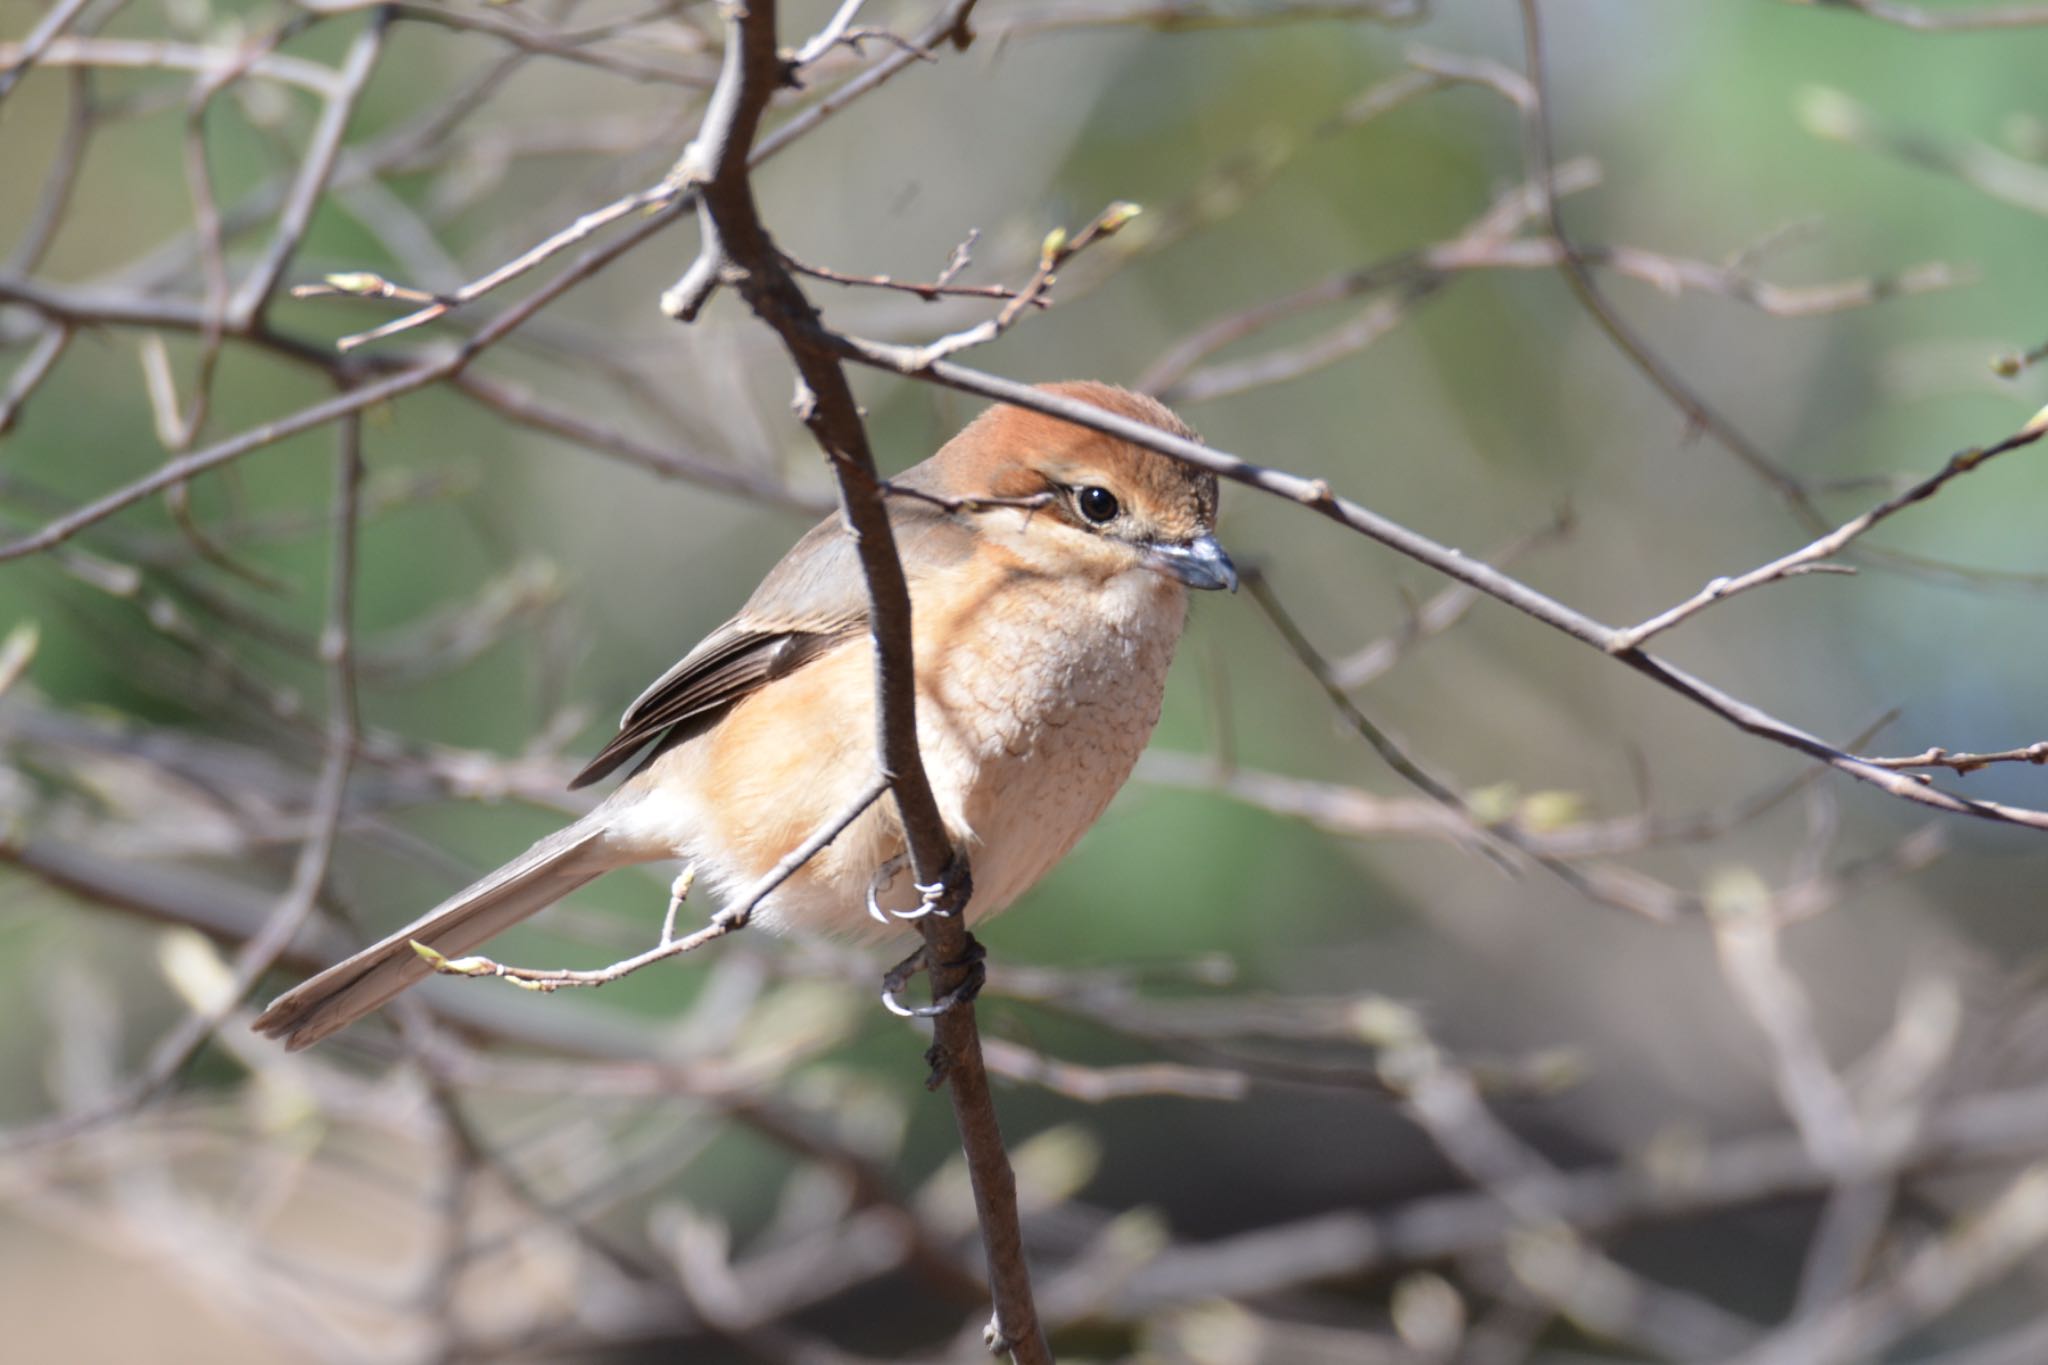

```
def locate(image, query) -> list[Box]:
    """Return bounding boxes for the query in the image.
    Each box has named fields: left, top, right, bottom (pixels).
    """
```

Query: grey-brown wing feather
left=569, top=492, right=972, bottom=790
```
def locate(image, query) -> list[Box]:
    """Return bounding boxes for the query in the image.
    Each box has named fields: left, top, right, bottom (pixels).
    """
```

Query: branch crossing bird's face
left=927, top=381, right=1237, bottom=597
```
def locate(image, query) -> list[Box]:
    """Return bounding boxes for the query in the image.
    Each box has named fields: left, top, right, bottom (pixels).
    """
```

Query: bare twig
left=1786, top=0, right=2048, bottom=31
left=0, top=36, right=346, bottom=95
left=1139, top=159, right=1603, bottom=399
left=789, top=0, right=871, bottom=66
left=1608, top=407, right=2048, bottom=652
left=0, top=0, right=96, bottom=97
left=0, top=326, right=71, bottom=436
left=0, top=184, right=696, bottom=563
left=1516, top=0, right=1820, bottom=524
left=1331, top=508, right=1575, bottom=688
left=306, top=0, right=973, bottom=351
left=330, top=180, right=678, bottom=351
left=0, top=413, right=364, bottom=1154
left=1802, top=84, right=2048, bottom=218
left=412, top=778, right=888, bottom=991
left=1864, top=742, right=2048, bottom=775
left=819, top=355, right=2048, bottom=833
left=783, top=249, right=1039, bottom=304
left=232, top=9, right=390, bottom=324
left=993, top=0, right=1425, bottom=36
left=798, top=200, right=1140, bottom=368
left=657, top=1, right=1049, bottom=1359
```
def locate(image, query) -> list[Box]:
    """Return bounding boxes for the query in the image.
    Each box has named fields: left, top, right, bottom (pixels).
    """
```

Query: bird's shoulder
left=568, top=484, right=975, bottom=789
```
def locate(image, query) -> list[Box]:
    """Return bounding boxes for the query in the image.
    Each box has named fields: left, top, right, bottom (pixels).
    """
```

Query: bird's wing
left=568, top=492, right=972, bottom=789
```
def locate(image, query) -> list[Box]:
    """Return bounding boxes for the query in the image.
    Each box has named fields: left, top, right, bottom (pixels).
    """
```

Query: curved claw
left=881, top=941, right=927, bottom=1017
left=891, top=872, right=959, bottom=921
left=865, top=853, right=907, bottom=925
left=881, top=979, right=978, bottom=1018
left=876, top=934, right=986, bottom=1019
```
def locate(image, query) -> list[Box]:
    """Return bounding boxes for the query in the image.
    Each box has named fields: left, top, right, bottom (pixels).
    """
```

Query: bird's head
left=921, top=381, right=1237, bottom=595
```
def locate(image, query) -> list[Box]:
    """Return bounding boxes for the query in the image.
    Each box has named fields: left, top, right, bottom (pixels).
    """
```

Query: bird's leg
left=661, top=864, right=696, bottom=945
left=893, top=852, right=974, bottom=921
left=865, top=852, right=907, bottom=924
left=879, top=932, right=986, bottom=1020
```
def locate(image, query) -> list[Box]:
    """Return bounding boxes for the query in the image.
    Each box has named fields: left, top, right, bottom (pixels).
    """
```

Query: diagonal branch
left=1514, top=0, right=1821, bottom=526
left=1609, top=408, right=2048, bottom=652
left=817, top=349, right=2048, bottom=836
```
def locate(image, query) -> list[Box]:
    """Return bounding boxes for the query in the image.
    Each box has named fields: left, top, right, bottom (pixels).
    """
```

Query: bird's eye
left=1075, top=485, right=1120, bottom=524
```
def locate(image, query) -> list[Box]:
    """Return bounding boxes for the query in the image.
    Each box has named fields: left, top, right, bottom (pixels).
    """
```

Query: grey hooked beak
left=1145, top=533, right=1239, bottom=593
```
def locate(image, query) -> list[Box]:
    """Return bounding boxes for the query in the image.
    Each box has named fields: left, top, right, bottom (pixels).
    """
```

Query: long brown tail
left=252, top=818, right=619, bottom=1051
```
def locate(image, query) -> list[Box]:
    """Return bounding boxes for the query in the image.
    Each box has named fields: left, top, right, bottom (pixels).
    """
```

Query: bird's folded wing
left=569, top=495, right=974, bottom=789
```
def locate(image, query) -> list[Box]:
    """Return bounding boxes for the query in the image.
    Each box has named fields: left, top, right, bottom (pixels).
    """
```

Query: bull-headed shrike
left=255, top=381, right=1235, bottom=1049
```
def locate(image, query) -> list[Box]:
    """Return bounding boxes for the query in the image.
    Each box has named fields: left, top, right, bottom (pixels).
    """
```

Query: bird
left=253, top=381, right=1235, bottom=1050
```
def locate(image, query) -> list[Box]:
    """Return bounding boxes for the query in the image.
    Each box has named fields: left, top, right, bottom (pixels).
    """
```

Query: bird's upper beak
left=1144, top=533, right=1239, bottom=593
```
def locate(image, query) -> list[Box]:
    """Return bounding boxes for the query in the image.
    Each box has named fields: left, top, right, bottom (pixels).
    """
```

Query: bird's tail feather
left=252, top=818, right=618, bottom=1051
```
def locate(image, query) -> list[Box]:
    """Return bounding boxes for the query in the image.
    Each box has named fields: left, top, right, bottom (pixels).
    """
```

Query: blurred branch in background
left=10, top=0, right=2048, bottom=1361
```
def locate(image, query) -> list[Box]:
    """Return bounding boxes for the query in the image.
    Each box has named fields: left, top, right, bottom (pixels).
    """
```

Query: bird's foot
left=880, top=932, right=987, bottom=1019
left=893, top=854, right=973, bottom=921
left=983, top=1313, right=1017, bottom=1355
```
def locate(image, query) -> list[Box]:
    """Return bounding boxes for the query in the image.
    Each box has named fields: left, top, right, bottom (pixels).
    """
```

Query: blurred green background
left=7, top=0, right=2048, bottom=1359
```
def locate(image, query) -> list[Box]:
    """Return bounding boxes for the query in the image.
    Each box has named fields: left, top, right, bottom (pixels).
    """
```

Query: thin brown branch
left=309, top=0, right=969, bottom=353
left=1516, top=0, right=1822, bottom=525
left=0, top=0, right=95, bottom=97
left=782, top=249, right=1038, bottom=304
left=0, top=186, right=695, bottom=563
left=880, top=201, right=1141, bottom=367
left=821, top=352, right=2048, bottom=834
left=992, top=0, right=1425, bottom=36
left=0, top=326, right=71, bottom=437
left=1331, top=507, right=1575, bottom=689
left=1242, top=571, right=1521, bottom=871
left=1789, top=0, right=2048, bottom=30
left=0, top=36, right=346, bottom=95
left=233, top=9, right=390, bottom=325
left=1139, top=159, right=1602, bottom=399
left=979, top=1038, right=1251, bottom=1103
left=331, top=180, right=676, bottom=350
left=4, top=67, right=93, bottom=277
left=1865, top=742, right=2048, bottom=775
left=446, top=369, right=831, bottom=513
left=789, top=0, right=871, bottom=65
left=1802, top=84, right=2048, bottom=218
left=412, top=777, right=888, bottom=991
left=1609, top=408, right=2048, bottom=651
left=0, top=413, right=364, bottom=1153
left=661, top=0, right=1048, bottom=1357
left=320, top=0, right=716, bottom=86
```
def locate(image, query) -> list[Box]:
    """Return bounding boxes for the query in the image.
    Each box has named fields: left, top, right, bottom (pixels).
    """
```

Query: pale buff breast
left=611, top=562, right=1188, bottom=940
left=912, top=564, right=1187, bottom=924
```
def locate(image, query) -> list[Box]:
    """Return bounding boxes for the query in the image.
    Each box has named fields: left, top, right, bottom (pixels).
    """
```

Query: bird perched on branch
left=254, top=381, right=1235, bottom=1050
